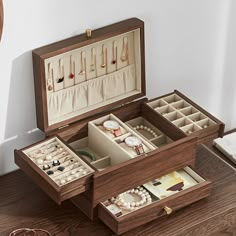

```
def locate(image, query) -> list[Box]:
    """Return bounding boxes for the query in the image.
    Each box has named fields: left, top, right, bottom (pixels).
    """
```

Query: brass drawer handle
left=164, top=206, right=173, bottom=215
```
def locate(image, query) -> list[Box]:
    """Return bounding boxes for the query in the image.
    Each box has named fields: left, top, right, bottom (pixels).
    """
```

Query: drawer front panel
left=98, top=180, right=211, bottom=235
left=93, top=137, right=197, bottom=206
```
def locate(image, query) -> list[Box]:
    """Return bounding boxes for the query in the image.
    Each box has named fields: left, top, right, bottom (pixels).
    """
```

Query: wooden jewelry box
left=14, top=18, right=224, bottom=235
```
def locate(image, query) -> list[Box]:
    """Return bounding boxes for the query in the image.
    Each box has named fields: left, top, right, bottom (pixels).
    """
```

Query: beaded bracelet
left=110, top=186, right=152, bottom=211
left=134, top=125, right=158, bottom=138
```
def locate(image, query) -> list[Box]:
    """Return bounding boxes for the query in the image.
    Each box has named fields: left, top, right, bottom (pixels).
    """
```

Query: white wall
left=0, top=0, right=235, bottom=175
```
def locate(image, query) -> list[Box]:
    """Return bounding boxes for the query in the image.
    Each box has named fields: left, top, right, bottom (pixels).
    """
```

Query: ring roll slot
left=150, top=135, right=173, bottom=148
left=171, top=100, right=191, bottom=110
left=179, top=106, right=199, bottom=116
left=188, top=112, right=207, bottom=122
left=147, top=99, right=168, bottom=109
left=172, top=117, right=192, bottom=128
left=180, top=124, right=202, bottom=134
left=163, top=94, right=182, bottom=104
left=196, top=118, right=216, bottom=129
left=155, top=105, right=175, bottom=115
left=164, top=111, right=184, bottom=122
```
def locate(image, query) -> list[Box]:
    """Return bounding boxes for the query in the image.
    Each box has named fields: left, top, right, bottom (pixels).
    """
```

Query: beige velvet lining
left=125, top=117, right=173, bottom=148
left=70, top=114, right=157, bottom=171
left=23, top=137, right=95, bottom=186
left=44, top=29, right=142, bottom=126
left=47, top=64, right=137, bottom=123
left=101, top=166, right=205, bottom=218
left=147, top=93, right=217, bottom=134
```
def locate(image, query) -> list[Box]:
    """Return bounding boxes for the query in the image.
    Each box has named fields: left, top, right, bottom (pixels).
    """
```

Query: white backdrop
left=0, top=0, right=235, bottom=175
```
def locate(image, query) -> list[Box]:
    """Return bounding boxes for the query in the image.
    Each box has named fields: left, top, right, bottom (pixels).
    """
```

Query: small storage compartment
left=98, top=167, right=211, bottom=235
left=145, top=90, right=224, bottom=143
left=65, top=110, right=197, bottom=207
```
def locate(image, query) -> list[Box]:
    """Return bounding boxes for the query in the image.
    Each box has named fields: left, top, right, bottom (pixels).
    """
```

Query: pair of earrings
left=43, top=160, right=60, bottom=171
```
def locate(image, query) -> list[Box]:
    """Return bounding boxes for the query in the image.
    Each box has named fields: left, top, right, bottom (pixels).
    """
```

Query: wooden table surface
left=0, top=144, right=236, bottom=236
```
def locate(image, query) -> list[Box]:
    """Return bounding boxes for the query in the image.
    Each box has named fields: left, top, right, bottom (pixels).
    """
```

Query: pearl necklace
left=134, top=125, right=158, bottom=138
left=110, top=186, right=152, bottom=210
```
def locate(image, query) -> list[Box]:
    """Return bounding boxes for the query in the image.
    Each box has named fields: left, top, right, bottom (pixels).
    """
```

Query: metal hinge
left=58, top=124, right=69, bottom=130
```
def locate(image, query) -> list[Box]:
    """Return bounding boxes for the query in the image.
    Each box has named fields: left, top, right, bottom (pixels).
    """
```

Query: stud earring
left=57, top=166, right=65, bottom=172
left=52, top=160, right=60, bottom=166
left=43, top=164, right=51, bottom=170
left=47, top=170, right=54, bottom=175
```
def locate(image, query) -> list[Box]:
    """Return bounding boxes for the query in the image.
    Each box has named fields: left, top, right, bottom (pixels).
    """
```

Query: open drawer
left=14, top=136, right=95, bottom=204
left=98, top=166, right=211, bottom=235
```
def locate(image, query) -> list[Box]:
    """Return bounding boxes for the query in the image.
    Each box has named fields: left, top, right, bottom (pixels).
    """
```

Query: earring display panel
left=147, top=93, right=217, bottom=135
left=23, top=137, right=94, bottom=186
left=44, top=29, right=142, bottom=126
left=101, top=166, right=204, bottom=218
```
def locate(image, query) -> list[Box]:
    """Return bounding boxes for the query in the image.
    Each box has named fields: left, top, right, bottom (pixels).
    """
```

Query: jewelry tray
left=98, top=166, right=211, bottom=234
left=14, top=18, right=224, bottom=235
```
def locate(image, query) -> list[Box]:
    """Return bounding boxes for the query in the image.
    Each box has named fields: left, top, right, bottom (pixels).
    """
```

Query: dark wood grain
left=93, top=136, right=197, bottom=206
left=33, top=18, right=146, bottom=133
left=3, top=144, right=236, bottom=236
left=14, top=136, right=94, bottom=204
left=98, top=180, right=211, bottom=234
left=16, top=96, right=198, bottom=208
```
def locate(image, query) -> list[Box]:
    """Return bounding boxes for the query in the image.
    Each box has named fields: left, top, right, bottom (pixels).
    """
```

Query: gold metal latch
left=58, top=124, right=69, bottom=130
left=164, top=206, right=173, bottom=215
left=86, top=29, right=92, bottom=39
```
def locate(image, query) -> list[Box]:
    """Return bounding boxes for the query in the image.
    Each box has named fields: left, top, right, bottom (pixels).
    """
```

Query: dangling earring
left=69, top=56, right=75, bottom=79
left=56, top=59, right=64, bottom=83
left=47, top=63, right=54, bottom=91
left=120, top=37, right=128, bottom=62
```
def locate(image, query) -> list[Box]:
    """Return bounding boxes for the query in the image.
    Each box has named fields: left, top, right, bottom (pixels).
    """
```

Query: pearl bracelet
left=110, top=186, right=152, bottom=211
left=134, top=125, right=158, bottom=138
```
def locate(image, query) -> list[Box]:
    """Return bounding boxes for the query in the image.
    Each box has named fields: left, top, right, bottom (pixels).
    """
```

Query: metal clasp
left=86, top=29, right=92, bottom=39
left=164, top=206, right=173, bottom=215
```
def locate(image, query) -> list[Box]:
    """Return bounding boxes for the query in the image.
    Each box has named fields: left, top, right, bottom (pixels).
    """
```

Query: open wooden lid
left=33, top=18, right=146, bottom=133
